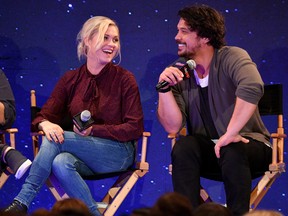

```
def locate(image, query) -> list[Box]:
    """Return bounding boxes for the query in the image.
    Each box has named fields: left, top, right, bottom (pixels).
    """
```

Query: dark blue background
left=1, top=0, right=287, bottom=215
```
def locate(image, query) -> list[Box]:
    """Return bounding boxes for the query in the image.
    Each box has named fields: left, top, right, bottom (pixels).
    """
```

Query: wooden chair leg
left=45, top=173, right=69, bottom=200
left=200, top=187, right=213, bottom=203
left=0, top=173, right=10, bottom=189
left=250, top=171, right=279, bottom=210
left=102, top=170, right=144, bottom=216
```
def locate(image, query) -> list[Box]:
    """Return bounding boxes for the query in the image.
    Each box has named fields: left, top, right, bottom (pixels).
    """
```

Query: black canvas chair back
left=258, top=84, right=283, bottom=115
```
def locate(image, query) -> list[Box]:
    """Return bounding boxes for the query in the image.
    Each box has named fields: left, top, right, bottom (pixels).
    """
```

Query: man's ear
left=202, top=37, right=210, bottom=43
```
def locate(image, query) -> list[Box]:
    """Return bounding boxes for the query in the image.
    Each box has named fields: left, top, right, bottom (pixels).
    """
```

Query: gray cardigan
left=172, top=46, right=271, bottom=146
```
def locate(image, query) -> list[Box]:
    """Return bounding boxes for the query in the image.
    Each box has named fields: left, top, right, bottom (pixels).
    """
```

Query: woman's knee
left=41, top=136, right=57, bottom=149
left=52, top=153, right=76, bottom=175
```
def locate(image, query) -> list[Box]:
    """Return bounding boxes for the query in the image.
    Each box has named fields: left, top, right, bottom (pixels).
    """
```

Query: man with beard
left=156, top=4, right=272, bottom=216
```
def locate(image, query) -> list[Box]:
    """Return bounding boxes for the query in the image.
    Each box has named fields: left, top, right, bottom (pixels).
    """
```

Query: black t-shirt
left=198, top=86, right=219, bottom=139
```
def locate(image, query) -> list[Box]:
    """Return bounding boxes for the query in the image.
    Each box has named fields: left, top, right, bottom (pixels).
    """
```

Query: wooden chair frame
left=0, top=128, right=18, bottom=189
left=168, top=84, right=286, bottom=210
left=30, top=90, right=150, bottom=216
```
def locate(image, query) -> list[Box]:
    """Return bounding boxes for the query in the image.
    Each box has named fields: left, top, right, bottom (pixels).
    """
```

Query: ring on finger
left=50, top=131, right=56, bottom=136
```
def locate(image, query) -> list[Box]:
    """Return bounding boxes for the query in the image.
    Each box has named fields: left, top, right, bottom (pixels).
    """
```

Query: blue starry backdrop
left=0, top=0, right=287, bottom=215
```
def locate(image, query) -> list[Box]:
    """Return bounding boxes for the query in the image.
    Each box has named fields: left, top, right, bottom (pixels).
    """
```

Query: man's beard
left=178, top=50, right=194, bottom=59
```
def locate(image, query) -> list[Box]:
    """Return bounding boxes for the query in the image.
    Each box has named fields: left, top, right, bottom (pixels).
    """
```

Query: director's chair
left=30, top=90, right=150, bottom=216
left=0, top=128, right=18, bottom=188
left=168, top=83, right=286, bottom=210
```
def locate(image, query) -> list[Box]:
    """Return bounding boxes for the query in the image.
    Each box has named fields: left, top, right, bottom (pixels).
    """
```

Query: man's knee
left=172, top=136, right=201, bottom=162
left=220, top=142, right=247, bottom=163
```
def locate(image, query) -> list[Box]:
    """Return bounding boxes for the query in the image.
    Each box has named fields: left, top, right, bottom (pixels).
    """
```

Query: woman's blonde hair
left=77, top=16, right=121, bottom=61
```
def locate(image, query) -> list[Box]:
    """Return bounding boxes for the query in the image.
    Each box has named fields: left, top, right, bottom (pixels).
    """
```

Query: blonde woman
left=5, top=16, right=143, bottom=216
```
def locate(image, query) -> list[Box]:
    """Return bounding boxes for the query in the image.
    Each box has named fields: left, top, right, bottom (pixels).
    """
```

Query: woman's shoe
left=4, top=200, right=28, bottom=214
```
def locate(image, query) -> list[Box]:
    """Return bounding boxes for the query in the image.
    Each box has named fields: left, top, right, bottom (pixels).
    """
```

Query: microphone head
left=186, top=60, right=196, bottom=70
left=80, top=110, right=91, bottom=122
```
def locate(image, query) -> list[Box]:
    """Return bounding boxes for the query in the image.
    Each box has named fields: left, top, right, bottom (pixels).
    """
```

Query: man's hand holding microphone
left=156, top=59, right=196, bottom=92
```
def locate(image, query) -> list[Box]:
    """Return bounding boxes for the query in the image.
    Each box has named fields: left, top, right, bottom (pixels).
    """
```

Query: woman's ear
left=84, top=37, right=89, bottom=47
left=84, top=37, right=90, bottom=54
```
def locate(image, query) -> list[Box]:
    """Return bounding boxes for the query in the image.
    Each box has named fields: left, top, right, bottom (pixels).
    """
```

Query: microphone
left=73, top=110, right=95, bottom=131
left=80, top=110, right=91, bottom=122
left=156, top=59, right=196, bottom=91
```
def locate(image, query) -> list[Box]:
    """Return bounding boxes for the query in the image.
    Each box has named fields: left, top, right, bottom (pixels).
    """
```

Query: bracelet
left=157, top=86, right=171, bottom=93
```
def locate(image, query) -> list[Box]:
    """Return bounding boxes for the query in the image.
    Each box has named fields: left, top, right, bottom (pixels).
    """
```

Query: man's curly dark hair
left=178, top=4, right=226, bottom=49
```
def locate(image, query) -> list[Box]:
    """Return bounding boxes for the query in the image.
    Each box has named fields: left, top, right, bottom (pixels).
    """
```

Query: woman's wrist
left=38, top=119, right=48, bottom=130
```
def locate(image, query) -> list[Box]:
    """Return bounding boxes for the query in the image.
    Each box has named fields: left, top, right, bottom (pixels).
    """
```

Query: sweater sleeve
left=0, top=70, right=16, bottom=129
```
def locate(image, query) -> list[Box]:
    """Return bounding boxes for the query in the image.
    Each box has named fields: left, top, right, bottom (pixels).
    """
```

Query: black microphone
left=156, top=59, right=196, bottom=91
left=73, top=110, right=95, bottom=131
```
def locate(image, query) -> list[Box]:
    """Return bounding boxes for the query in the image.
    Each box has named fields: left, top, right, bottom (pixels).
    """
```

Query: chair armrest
left=140, top=132, right=150, bottom=162
left=30, top=130, right=45, bottom=156
left=0, top=128, right=18, bottom=148
left=0, top=128, right=18, bottom=135
left=30, top=130, right=45, bottom=136
left=4, top=128, right=18, bottom=133
left=136, top=132, right=150, bottom=171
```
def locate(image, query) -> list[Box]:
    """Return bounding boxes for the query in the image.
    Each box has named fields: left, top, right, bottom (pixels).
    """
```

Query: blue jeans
left=15, top=131, right=135, bottom=216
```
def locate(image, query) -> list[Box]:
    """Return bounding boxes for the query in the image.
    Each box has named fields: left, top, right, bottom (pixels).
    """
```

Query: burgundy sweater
left=32, top=63, right=144, bottom=142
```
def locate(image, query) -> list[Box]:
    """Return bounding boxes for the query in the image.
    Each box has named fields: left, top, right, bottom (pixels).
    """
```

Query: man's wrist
left=157, top=86, right=171, bottom=93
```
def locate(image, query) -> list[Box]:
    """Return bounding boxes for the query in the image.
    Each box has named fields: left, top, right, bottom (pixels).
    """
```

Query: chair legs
left=200, top=187, right=213, bottom=203
left=45, top=173, right=69, bottom=200
left=101, top=169, right=148, bottom=216
left=0, top=173, right=10, bottom=189
left=250, top=169, right=283, bottom=210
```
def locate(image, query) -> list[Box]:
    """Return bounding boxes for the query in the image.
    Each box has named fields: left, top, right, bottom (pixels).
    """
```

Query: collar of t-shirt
left=193, top=70, right=209, bottom=88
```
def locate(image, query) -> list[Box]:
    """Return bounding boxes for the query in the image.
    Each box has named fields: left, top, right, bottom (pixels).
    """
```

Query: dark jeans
left=171, top=135, right=272, bottom=216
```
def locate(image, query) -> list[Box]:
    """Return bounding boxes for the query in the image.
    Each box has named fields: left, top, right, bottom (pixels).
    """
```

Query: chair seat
left=83, top=169, right=135, bottom=181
